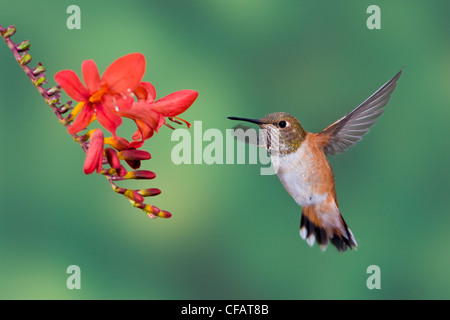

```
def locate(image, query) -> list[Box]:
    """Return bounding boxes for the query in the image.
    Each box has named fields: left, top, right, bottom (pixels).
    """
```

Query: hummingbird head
left=228, top=112, right=307, bottom=154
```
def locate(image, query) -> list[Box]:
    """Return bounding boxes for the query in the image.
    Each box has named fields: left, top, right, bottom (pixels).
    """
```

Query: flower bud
left=2, top=26, right=16, bottom=38
left=104, top=148, right=121, bottom=169
left=157, top=210, right=172, bottom=218
left=33, top=63, right=46, bottom=75
left=118, top=149, right=151, bottom=161
left=123, top=189, right=144, bottom=203
left=123, top=170, right=156, bottom=180
left=116, top=165, right=127, bottom=177
left=138, top=188, right=161, bottom=197
left=46, top=86, right=60, bottom=96
left=144, top=204, right=160, bottom=215
left=17, top=40, right=30, bottom=51
left=19, top=53, right=32, bottom=65
left=83, top=129, right=104, bottom=174
left=33, top=76, right=46, bottom=86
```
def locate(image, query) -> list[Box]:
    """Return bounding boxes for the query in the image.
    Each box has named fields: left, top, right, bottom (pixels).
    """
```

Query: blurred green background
left=1, top=0, right=449, bottom=300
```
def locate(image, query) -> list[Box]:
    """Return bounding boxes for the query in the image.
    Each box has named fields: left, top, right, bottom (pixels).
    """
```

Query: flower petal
left=102, top=53, right=146, bottom=93
left=132, top=120, right=154, bottom=141
left=67, top=105, right=95, bottom=134
left=114, top=94, right=134, bottom=111
left=118, top=102, right=164, bottom=140
left=150, top=90, right=198, bottom=117
left=83, top=129, right=104, bottom=174
left=135, top=82, right=156, bottom=103
left=129, top=140, right=144, bottom=149
left=95, top=103, right=123, bottom=136
left=104, top=136, right=132, bottom=151
left=54, top=70, right=89, bottom=101
left=82, top=60, right=101, bottom=93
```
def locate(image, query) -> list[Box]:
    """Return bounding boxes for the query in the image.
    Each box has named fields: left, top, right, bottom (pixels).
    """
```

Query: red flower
left=118, top=82, right=198, bottom=142
left=55, top=53, right=146, bottom=136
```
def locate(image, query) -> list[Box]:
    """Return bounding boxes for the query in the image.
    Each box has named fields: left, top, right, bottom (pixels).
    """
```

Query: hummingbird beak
left=227, top=116, right=264, bottom=125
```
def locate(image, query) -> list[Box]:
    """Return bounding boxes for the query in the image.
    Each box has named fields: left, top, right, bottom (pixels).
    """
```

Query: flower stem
left=0, top=24, right=86, bottom=150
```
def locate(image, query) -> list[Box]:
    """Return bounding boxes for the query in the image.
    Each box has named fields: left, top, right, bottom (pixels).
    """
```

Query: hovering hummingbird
left=228, top=69, right=402, bottom=252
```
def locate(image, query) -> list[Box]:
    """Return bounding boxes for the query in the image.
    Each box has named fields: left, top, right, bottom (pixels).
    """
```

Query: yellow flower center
left=89, top=86, right=108, bottom=104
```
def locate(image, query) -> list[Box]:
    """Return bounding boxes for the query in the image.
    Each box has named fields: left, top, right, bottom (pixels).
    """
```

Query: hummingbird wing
left=318, top=69, right=403, bottom=155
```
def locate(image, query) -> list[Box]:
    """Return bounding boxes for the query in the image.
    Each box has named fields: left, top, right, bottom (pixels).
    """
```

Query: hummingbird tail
left=299, top=206, right=357, bottom=252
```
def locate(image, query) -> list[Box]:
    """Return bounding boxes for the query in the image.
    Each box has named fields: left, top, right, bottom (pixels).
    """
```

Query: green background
left=1, top=0, right=449, bottom=300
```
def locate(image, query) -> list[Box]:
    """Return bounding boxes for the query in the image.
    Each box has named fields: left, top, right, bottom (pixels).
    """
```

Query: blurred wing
left=319, top=69, right=403, bottom=155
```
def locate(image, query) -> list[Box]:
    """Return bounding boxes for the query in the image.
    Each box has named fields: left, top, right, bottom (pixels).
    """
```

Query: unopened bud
left=144, top=204, right=160, bottom=215
left=123, top=170, right=156, bottom=180
left=59, top=103, right=72, bottom=114
left=105, top=148, right=121, bottom=169
left=83, top=129, right=104, bottom=174
left=138, top=188, right=161, bottom=197
left=33, top=76, right=46, bottom=86
left=117, top=165, right=127, bottom=177
left=16, top=40, right=30, bottom=51
left=32, top=63, right=46, bottom=75
left=124, top=189, right=144, bottom=203
left=19, top=53, right=32, bottom=65
left=46, top=86, right=60, bottom=96
left=2, top=26, right=16, bottom=38
left=118, top=149, right=151, bottom=161
left=157, top=210, right=172, bottom=218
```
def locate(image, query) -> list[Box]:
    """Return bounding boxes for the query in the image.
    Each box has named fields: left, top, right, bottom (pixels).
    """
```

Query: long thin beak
left=227, top=116, right=264, bottom=125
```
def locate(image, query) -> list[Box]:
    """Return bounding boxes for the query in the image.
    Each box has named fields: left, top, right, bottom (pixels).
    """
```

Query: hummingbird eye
left=278, top=120, right=287, bottom=128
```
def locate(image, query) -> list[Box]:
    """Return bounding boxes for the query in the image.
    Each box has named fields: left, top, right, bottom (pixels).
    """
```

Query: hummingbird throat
left=262, top=124, right=305, bottom=155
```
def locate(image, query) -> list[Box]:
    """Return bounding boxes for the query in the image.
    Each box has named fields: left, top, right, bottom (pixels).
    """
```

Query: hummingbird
left=228, top=69, right=402, bottom=252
